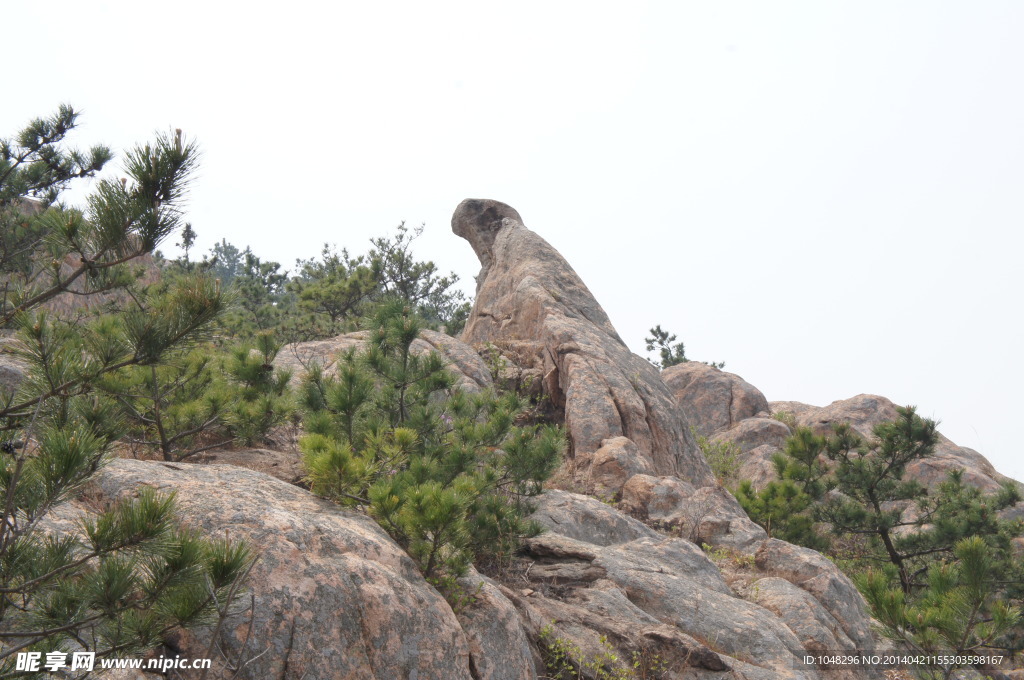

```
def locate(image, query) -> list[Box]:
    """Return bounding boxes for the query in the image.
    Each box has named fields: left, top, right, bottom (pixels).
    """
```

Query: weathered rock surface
left=747, top=577, right=863, bottom=680
left=190, top=447, right=303, bottom=484
left=453, top=199, right=712, bottom=488
left=519, top=491, right=879, bottom=679
left=530, top=489, right=662, bottom=547
left=766, top=400, right=819, bottom=423
left=619, top=474, right=767, bottom=551
left=275, top=328, right=493, bottom=394
left=748, top=577, right=856, bottom=653
left=455, top=568, right=536, bottom=680
left=708, top=417, right=792, bottom=490
left=778, top=394, right=899, bottom=439
left=710, top=417, right=791, bottom=453
left=769, top=395, right=1008, bottom=492
left=908, top=437, right=1004, bottom=493
left=61, top=459, right=475, bottom=680
left=754, top=539, right=875, bottom=652
left=501, top=579, right=728, bottom=678
left=587, top=436, right=656, bottom=495
left=735, top=444, right=784, bottom=489
left=663, top=362, right=770, bottom=438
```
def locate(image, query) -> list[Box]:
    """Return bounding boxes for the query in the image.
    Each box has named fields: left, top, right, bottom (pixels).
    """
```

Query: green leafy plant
left=693, top=429, right=742, bottom=488
left=538, top=624, right=669, bottom=680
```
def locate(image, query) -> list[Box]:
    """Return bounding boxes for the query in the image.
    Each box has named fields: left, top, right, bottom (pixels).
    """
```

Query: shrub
left=302, top=301, right=563, bottom=592
left=692, top=429, right=742, bottom=488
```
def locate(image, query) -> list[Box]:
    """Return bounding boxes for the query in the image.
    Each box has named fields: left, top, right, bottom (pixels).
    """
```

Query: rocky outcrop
left=619, top=474, right=767, bottom=551
left=275, top=328, right=493, bottom=394
left=57, top=461, right=876, bottom=679
left=708, top=417, right=793, bottom=490
left=778, top=394, right=899, bottom=438
left=517, top=491, right=878, bottom=679
left=710, top=417, right=791, bottom=453
left=663, top=362, right=769, bottom=438
left=61, top=459, right=475, bottom=680
left=455, top=568, right=536, bottom=680
left=530, top=490, right=662, bottom=547
left=747, top=577, right=864, bottom=680
left=754, top=539, right=875, bottom=652
left=769, top=395, right=1008, bottom=493
left=190, top=447, right=304, bottom=484
left=28, top=198, right=1024, bottom=679
left=586, top=437, right=656, bottom=495
left=453, top=199, right=713, bottom=488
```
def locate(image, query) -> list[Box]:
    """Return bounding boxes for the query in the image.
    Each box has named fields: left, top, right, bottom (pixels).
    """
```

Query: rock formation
left=665, top=365, right=1016, bottom=498
left=445, top=199, right=886, bottom=678
left=453, top=198, right=713, bottom=489
left=57, top=460, right=476, bottom=680
left=39, top=198, right=1023, bottom=678
left=773, top=394, right=1007, bottom=493
left=662, top=362, right=769, bottom=438
left=276, top=328, right=493, bottom=394
left=51, top=455, right=882, bottom=679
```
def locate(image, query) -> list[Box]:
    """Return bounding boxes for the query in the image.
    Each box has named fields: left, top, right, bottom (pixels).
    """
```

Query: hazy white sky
left=5, top=1, right=1022, bottom=480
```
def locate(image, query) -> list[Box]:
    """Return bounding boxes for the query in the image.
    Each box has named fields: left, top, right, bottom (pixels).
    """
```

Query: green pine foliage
left=860, top=537, right=1021, bottom=680
left=99, top=348, right=229, bottom=461
left=0, top=107, right=254, bottom=674
left=0, top=105, right=112, bottom=290
left=735, top=427, right=832, bottom=551
left=286, top=244, right=380, bottom=340
left=736, top=478, right=830, bottom=552
left=644, top=325, right=724, bottom=369
left=220, top=250, right=290, bottom=336
left=221, top=331, right=294, bottom=445
left=98, top=325, right=293, bottom=459
left=163, top=222, right=471, bottom=344
left=740, top=405, right=1024, bottom=662
left=301, top=301, right=563, bottom=592
left=367, top=222, right=471, bottom=333
left=644, top=325, right=688, bottom=368
left=819, top=408, right=962, bottom=594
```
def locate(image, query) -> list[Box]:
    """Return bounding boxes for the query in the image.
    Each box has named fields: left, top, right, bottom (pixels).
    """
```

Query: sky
left=4, top=1, right=1022, bottom=480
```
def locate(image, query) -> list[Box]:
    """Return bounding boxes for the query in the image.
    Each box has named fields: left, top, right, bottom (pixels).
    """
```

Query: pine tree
left=302, top=301, right=563, bottom=592
left=644, top=325, right=724, bottom=369
left=747, top=406, right=1024, bottom=660
left=818, top=408, right=951, bottom=594
left=0, top=107, right=253, bottom=675
left=222, top=331, right=294, bottom=445
left=367, top=222, right=470, bottom=333
left=287, top=244, right=378, bottom=340
left=860, top=537, right=1021, bottom=680
left=286, top=224, right=470, bottom=342
left=735, top=427, right=832, bottom=551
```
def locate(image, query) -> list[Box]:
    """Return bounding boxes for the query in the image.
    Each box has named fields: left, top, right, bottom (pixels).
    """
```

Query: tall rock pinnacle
left=452, top=199, right=714, bottom=488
